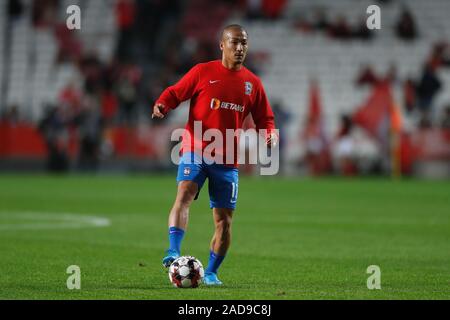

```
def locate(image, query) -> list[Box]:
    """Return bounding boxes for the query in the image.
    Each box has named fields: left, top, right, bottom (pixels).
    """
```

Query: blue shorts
left=176, top=152, right=239, bottom=210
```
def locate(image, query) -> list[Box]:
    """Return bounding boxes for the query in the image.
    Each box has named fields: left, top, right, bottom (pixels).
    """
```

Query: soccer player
left=152, top=24, right=278, bottom=286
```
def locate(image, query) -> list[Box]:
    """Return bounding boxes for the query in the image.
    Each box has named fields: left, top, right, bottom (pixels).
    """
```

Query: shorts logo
left=245, top=82, right=253, bottom=95
left=184, top=167, right=191, bottom=176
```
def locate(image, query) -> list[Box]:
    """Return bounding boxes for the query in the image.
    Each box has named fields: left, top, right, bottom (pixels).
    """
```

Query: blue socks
left=168, top=228, right=225, bottom=275
left=206, top=250, right=225, bottom=274
left=168, top=226, right=185, bottom=254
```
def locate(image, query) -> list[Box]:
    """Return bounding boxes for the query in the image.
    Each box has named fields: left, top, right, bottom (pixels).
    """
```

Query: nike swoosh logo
left=209, top=80, right=220, bottom=84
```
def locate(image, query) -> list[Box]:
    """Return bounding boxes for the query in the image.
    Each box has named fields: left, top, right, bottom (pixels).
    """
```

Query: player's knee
left=176, top=182, right=198, bottom=207
left=215, top=215, right=232, bottom=235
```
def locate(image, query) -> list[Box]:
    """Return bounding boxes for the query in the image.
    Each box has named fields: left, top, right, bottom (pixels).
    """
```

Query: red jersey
left=156, top=60, right=276, bottom=167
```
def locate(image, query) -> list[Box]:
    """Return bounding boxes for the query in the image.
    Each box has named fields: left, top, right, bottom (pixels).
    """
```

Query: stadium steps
left=1, top=0, right=117, bottom=121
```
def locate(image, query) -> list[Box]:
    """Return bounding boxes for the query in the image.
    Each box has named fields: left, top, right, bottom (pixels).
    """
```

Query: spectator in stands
left=328, top=15, right=352, bottom=40
left=403, top=78, right=417, bottom=113
left=116, top=63, right=142, bottom=125
left=332, top=114, right=357, bottom=176
left=115, top=0, right=136, bottom=62
left=441, top=106, right=450, bottom=130
left=55, top=23, right=83, bottom=63
left=38, top=105, right=70, bottom=172
left=100, top=88, right=119, bottom=126
left=416, top=62, right=442, bottom=114
left=8, top=0, right=24, bottom=21
left=439, top=42, right=450, bottom=67
left=245, top=0, right=264, bottom=20
left=355, top=64, right=380, bottom=87
left=353, top=16, right=374, bottom=41
left=59, top=82, right=83, bottom=119
left=102, top=58, right=120, bottom=94
left=395, top=8, right=418, bottom=41
left=80, top=52, right=103, bottom=94
left=76, top=95, right=102, bottom=171
left=261, top=0, right=287, bottom=20
left=32, top=0, right=58, bottom=28
left=312, top=8, right=329, bottom=32
left=429, top=41, right=450, bottom=69
left=134, top=0, right=180, bottom=59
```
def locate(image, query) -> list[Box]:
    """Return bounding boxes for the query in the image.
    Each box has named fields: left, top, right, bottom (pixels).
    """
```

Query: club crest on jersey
left=245, top=82, right=253, bottom=95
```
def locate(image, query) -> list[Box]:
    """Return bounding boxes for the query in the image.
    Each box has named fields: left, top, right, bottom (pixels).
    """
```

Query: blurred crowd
left=2, top=0, right=176, bottom=171
left=353, top=40, right=450, bottom=128
left=0, top=0, right=449, bottom=175
left=288, top=3, right=450, bottom=176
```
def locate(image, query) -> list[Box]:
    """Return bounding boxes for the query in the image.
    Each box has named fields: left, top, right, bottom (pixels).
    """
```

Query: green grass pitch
left=0, top=174, right=449, bottom=299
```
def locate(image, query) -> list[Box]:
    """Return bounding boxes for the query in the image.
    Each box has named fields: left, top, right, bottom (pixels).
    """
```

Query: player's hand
left=266, top=132, right=278, bottom=148
left=152, top=103, right=165, bottom=119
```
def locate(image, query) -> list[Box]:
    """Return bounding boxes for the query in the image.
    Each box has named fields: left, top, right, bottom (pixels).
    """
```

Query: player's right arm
left=152, top=64, right=201, bottom=119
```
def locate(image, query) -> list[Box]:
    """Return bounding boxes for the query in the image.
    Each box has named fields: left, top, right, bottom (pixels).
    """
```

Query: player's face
left=221, top=29, right=248, bottom=66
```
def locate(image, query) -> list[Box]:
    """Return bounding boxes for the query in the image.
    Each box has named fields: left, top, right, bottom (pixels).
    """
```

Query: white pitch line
left=0, top=212, right=111, bottom=230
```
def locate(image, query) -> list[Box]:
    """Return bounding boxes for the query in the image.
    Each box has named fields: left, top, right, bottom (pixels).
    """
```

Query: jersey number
left=230, top=183, right=238, bottom=204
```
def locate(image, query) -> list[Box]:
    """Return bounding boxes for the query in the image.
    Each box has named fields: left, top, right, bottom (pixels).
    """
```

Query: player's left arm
left=250, top=80, right=279, bottom=148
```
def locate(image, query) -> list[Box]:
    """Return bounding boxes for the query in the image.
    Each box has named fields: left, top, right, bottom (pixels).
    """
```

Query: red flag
left=303, top=80, right=322, bottom=138
left=390, top=101, right=403, bottom=178
left=309, top=80, right=321, bottom=124
left=303, top=80, right=331, bottom=174
left=353, top=81, right=404, bottom=176
left=352, top=81, right=392, bottom=141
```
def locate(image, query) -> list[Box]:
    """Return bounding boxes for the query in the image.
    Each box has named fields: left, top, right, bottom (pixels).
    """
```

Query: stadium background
left=0, top=0, right=449, bottom=177
left=0, top=0, right=449, bottom=300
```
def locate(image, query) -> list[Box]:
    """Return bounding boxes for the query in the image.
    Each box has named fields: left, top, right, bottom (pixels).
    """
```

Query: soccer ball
left=168, top=256, right=205, bottom=288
